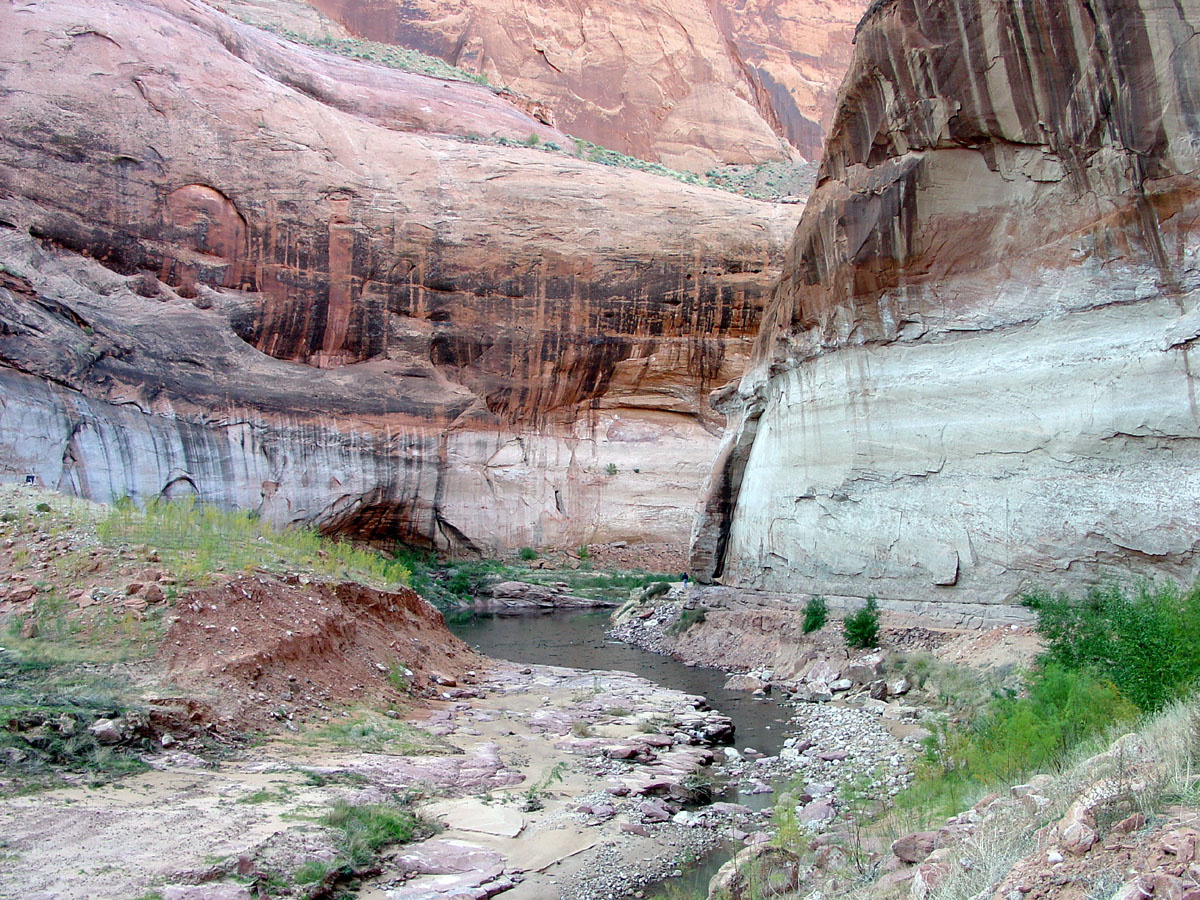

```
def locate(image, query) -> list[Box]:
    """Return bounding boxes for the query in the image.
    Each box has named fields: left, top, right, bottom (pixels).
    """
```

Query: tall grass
left=97, top=498, right=409, bottom=588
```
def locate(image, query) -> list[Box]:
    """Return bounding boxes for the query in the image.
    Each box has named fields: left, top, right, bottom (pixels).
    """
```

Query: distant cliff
left=693, top=0, right=1200, bottom=609
left=0, top=0, right=799, bottom=553
left=297, top=0, right=869, bottom=169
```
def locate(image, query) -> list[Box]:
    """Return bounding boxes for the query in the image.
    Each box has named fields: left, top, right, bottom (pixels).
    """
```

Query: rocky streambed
left=448, top=607, right=936, bottom=899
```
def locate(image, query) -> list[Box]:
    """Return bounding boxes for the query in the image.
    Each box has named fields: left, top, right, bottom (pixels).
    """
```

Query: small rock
left=1113, top=812, right=1146, bottom=834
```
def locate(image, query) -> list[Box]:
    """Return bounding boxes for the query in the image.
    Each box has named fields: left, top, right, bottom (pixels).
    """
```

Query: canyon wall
left=298, top=0, right=869, bottom=169
left=693, top=0, right=1200, bottom=607
left=0, top=0, right=799, bottom=553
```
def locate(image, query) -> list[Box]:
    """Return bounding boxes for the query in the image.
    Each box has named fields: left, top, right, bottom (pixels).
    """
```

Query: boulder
left=797, top=800, right=835, bottom=826
left=724, top=674, right=768, bottom=693
left=1057, top=800, right=1098, bottom=855
left=844, top=652, right=884, bottom=684
left=708, top=845, right=802, bottom=900
left=891, top=831, right=937, bottom=864
left=87, top=718, right=123, bottom=745
left=638, top=799, right=672, bottom=822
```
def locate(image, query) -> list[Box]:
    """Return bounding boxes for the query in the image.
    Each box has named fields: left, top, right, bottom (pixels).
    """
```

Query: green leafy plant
left=521, top=761, right=568, bottom=811
left=1024, top=579, right=1200, bottom=711
left=843, top=597, right=880, bottom=649
left=605, top=463, right=618, bottom=476
left=519, top=546, right=537, bottom=561
left=387, top=663, right=410, bottom=694
left=903, top=664, right=1137, bottom=819
left=802, top=595, right=827, bottom=634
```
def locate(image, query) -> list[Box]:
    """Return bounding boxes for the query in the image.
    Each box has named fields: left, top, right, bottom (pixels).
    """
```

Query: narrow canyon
left=1, top=2, right=1199, bottom=900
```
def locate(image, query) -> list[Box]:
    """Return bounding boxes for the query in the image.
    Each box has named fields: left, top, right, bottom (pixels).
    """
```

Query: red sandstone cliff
left=0, top=0, right=799, bottom=553
left=693, top=0, right=1200, bottom=611
left=293, top=0, right=869, bottom=169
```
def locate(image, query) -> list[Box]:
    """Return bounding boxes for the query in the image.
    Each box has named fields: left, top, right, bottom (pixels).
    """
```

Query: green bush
left=802, top=595, right=827, bottom=634
left=843, top=597, right=880, bottom=649
left=1024, top=580, right=1200, bottom=711
left=668, top=606, right=708, bottom=635
left=519, top=546, right=537, bottom=561
left=905, top=664, right=1138, bottom=818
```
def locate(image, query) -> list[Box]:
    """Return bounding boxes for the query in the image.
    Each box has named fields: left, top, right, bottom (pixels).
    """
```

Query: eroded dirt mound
left=160, top=574, right=479, bottom=729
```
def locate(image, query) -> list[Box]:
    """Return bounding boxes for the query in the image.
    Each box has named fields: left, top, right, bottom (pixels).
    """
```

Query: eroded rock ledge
left=693, top=0, right=1200, bottom=604
left=0, top=0, right=800, bottom=552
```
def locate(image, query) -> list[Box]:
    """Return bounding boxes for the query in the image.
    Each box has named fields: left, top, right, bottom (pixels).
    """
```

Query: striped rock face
left=294, top=0, right=870, bottom=168
left=0, top=0, right=802, bottom=552
left=693, top=0, right=1200, bottom=613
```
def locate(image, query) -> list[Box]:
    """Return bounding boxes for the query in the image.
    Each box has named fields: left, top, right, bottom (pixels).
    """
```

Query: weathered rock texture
left=0, top=0, right=800, bottom=553
left=300, top=0, right=869, bottom=169
left=693, top=0, right=1200, bottom=607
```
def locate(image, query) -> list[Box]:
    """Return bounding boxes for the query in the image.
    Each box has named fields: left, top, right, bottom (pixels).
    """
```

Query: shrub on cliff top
left=843, top=597, right=880, bottom=649
left=802, top=595, right=827, bottom=634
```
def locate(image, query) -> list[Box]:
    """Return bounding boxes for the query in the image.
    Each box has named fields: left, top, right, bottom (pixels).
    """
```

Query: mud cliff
left=0, top=0, right=800, bottom=553
left=693, top=0, right=1200, bottom=608
left=299, top=0, right=869, bottom=169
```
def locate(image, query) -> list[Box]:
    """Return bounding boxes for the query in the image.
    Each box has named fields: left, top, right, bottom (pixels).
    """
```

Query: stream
left=447, top=608, right=793, bottom=898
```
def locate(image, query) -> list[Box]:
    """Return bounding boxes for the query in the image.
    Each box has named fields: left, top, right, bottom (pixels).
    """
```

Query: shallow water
left=447, top=608, right=790, bottom=898
left=448, top=608, right=790, bottom=755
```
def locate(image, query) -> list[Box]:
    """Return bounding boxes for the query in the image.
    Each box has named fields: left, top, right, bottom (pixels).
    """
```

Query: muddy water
left=448, top=609, right=791, bottom=898
left=448, top=609, right=790, bottom=755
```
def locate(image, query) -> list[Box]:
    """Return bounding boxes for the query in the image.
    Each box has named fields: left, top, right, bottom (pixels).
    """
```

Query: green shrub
left=843, top=597, right=880, bottom=649
left=668, top=605, right=707, bottom=635
left=802, top=595, right=827, bottom=634
left=605, top=463, right=618, bottom=476
left=1024, top=580, right=1200, bottom=711
left=519, top=546, right=537, bottom=561
left=904, top=664, right=1138, bottom=818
